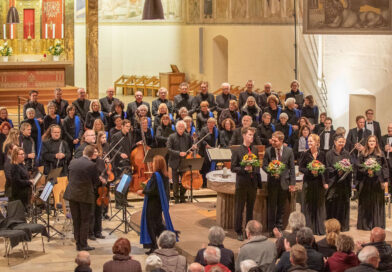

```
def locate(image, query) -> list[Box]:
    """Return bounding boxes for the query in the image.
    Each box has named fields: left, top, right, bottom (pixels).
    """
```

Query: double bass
left=130, top=123, right=152, bottom=192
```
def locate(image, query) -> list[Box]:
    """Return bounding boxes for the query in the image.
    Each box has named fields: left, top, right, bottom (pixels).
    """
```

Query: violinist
left=134, top=117, right=155, bottom=148
left=199, top=118, right=219, bottom=188
left=110, top=119, right=133, bottom=208
left=167, top=121, right=197, bottom=204
left=41, top=125, right=71, bottom=176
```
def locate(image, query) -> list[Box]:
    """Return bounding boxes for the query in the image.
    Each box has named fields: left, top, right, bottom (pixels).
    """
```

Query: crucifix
left=27, top=22, right=32, bottom=39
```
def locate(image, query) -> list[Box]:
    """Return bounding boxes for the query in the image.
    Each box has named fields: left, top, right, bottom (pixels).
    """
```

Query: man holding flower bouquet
left=356, top=135, right=389, bottom=230
left=231, top=127, right=261, bottom=241
left=325, top=135, right=353, bottom=231
left=262, top=131, right=296, bottom=236
left=299, top=133, right=327, bottom=235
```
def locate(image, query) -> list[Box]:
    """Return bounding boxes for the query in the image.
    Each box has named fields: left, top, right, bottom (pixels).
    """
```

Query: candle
left=3, top=24, right=5, bottom=39
left=10, top=24, right=13, bottom=39
left=61, top=24, right=64, bottom=39
left=52, top=24, right=55, bottom=39
left=45, top=24, right=48, bottom=39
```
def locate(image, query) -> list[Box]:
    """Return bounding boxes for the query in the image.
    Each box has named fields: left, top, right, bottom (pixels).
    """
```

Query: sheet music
left=207, top=148, right=232, bottom=161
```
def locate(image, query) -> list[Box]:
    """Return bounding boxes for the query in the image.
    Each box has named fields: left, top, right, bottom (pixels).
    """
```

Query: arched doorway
left=212, top=35, right=228, bottom=90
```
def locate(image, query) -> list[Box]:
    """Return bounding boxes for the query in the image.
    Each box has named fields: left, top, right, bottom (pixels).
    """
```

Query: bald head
left=75, top=251, right=90, bottom=266
left=371, top=227, right=386, bottom=243
left=188, top=262, right=205, bottom=272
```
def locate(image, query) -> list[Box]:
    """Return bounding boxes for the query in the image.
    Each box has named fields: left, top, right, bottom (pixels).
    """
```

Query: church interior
left=1, top=0, right=392, bottom=271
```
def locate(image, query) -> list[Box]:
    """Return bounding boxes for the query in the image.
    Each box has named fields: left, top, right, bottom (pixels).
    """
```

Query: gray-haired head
left=358, top=246, right=379, bottom=264
left=203, top=246, right=221, bottom=265
left=296, top=227, right=314, bottom=246
left=176, top=120, right=186, bottom=130
left=245, top=220, right=263, bottom=237
left=75, top=251, right=90, bottom=266
left=158, top=230, right=176, bottom=249
left=145, top=254, right=162, bottom=271
left=279, top=112, right=289, bottom=120
left=26, top=107, right=36, bottom=115
left=285, top=97, right=296, bottom=107
left=188, top=262, right=205, bottom=272
left=208, top=226, right=225, bottom=246
left=288, top=211, right=306, bottom=231
left=240, top=259, right=257, bottom=272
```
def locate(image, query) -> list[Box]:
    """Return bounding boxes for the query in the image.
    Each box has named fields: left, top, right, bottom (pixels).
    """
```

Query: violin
left=96, top=149, right=118, bottom=207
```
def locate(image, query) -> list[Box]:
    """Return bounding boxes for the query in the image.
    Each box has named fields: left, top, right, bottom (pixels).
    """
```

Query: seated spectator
left=274, top=211, right=306, bottom=258
left=358, top=227, right=392, bottom=272
left=326, top=234, right=359, bottom=272
left=154, top=230, right=187, bottom=272
left=146, top=254, right=165, bottom=272
left=204, top=246, right=231, bottom=272
left=188, top=263, right=205, bottom=272
left=195, top=226, right=235, bottom=272
left=75, top=251, right=92, bottom=272
left=316, top=219, right=340, bottom=258
left=103, top=238, right=142, bottom=272
left=240, top=260, right=257, bottom=272
left=288, top=244, right=316, bottom=272
left=346, top=246, right=380, bottom=272
left=236, top=220, right=276, bottom=272
left=275, top=227, right=324, bottom=272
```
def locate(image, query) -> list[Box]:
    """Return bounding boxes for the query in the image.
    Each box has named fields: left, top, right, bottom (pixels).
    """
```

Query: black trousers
left=172, top=170, right=186, bottom=201
left=89, top=201, right=103, bottom=236
left=267, top=182, right=290, bottom=232
left=234, top=186, right=257, bottom=234
left=69, top=200, right=93, bottom=249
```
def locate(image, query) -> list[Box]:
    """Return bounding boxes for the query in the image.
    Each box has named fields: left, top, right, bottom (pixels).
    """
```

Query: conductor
left=64, top=145, right=107, bottom=251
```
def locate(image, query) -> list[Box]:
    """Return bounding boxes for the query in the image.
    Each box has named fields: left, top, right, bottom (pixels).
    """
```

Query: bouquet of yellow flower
left=307, top=159, right=325, bottom=177
left=240, top=152, right=260, bottom=172
left=48, top=40, right=64, bottom=56
left=0, top=42, right=12, bottom=56
left=266, top=160, right=286, bottom=177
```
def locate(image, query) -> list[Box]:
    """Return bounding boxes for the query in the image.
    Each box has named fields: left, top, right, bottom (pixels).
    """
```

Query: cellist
left=167, top=121, right=197, bottom=204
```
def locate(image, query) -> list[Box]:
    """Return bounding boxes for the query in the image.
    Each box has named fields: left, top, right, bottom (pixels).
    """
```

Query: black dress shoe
left=80, top=246, right=95, bottom=251
left=103, top=214, right=110, bottom=220
left=180, top=199, right=186, bottom=203
left=88, top=235, right=97, bottom=241
left=95, top=234, right=105, bottom=239
left=127, top=203, right=134, bottom=208
left=237, top=233, right=244, bottom=241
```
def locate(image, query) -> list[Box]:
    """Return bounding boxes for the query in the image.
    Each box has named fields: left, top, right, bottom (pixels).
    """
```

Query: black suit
left=64, top=156, right=99, bottom=249
left=173, top=93, right=194, bottom=116
left=23, top=101, right=46, bottom=120
left=238, top=91, right=258, bottom=110
left=366, top=120, right=382, bottom=144
left=262, top=146, right=296, bottom=232
left=257, top=92, right=281, bottom=109
left=72, top=99, right=91, bottom=122
left=192, top=92, right=217, bottom=113
left=99, top=96, right=119, bottom=113
left=229, top=127, right=262, bottom=146
left=51, top=98, right=69, bottom=119
left=345, top=127, right=372, bottom=161
left=151, top=98, right=173, bottom=116
left=216, top=93, right=237, bottom=116
left=231, top=144, right=261, bottom=234
left=319, top=129, right=335, bottom=152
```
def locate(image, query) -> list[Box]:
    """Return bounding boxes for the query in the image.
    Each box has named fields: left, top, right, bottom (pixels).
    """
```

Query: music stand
left=109, top=172, right=136, bottom=235
left=39, top=167, right=64, bottom=241
left=143, top=148, right=168, bottom=164
left=179, top=157, right=204, bottom=203
left=207, top=148, right=232, bottom=162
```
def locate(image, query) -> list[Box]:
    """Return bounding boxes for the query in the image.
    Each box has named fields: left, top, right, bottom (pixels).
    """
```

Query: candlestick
left=10, top=24, right=13, bottom=39
left=45, top=24, right=48, bottom=39
left=3, top=24, right=5, bottom=40
left=52, top=24, right=55, bottom=39
left=61, top=24, right=64, bottom=39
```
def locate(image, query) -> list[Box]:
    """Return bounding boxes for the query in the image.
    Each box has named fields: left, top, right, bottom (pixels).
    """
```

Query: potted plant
left=48, top=39, right=64, bottom=61
left=0, top=42, right=13, bottom=62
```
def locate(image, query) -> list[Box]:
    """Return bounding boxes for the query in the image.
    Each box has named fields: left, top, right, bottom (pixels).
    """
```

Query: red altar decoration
left=0, top=70, right=65, bottom=88
left=23, top=9, right=35, bottom=39
left=41, top=0, right=63, bottom=39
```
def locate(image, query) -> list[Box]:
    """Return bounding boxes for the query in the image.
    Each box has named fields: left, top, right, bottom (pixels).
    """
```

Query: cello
left=181, top=132, right=211, bottom=190
left=130, top=119, right=153, bottom=192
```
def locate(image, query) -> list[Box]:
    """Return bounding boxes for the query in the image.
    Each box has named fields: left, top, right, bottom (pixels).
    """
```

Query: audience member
left=236, top=220, right=276, bottom=272
left=326, top=234, right=359, bottom=272
left=154, top=231, right=187, bottom=272
left=316, top=219, right=339, bottom=258
left=195, top=226, right=235, bottom=272
left=146, top=254, right=165, bottom=272
left=346, top=246, right=380, bottom=272
left=240, top=260, right=258, bottom=272
left=188, top=263, right=205, bottom=272
left=75, top=251, right=92, bottom=272
left=103, top=238, right=142, bottom=272
left=287, top=244, right=316, bottom=272
left=204, top=246, right=231, bottom=272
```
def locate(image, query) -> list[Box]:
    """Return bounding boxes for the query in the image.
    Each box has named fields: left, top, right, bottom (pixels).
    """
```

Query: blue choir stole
left=34, top=118, right=42, bottom=163
left=210, top=127, right=219, bottom=171
left=74, top=115, right=81, bottom=148
left=140, top=172, right=176, bottom=245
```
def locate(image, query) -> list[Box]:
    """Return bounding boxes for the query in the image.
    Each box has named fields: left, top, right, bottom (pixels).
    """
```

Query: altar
left=207, top=169, right=303, bottom=232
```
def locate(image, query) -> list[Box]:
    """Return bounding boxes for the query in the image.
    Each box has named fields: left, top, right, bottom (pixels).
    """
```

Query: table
left=207, top=169, right=303, bottom=231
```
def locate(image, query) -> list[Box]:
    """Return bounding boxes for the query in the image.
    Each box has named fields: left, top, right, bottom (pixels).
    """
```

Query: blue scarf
left=210, top=127, right=219, bottom=171
left=74, top=115, right=81, bottom=148
left=209, top=111, right=214, bottom=118
left=8, top=119, right=13, bottom=127
left=140, top=172, right=176, bottom=245
left=34, top=118, right=42, bottom=163
left=56, top=114, right=60, bottom=124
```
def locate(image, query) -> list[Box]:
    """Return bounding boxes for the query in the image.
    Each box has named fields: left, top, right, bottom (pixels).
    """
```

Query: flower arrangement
left=240, top=152, right=260, bottom=172
left=48, top=40, right=64, bottom=56
left=361, top=157, right=381, bottom=177
left=307, top=160, right=325, bottom=176
left=334, top=159, right=353, bottom=173
left=266, top=160, right=286, bottom=177
left=0, top=42, right=12, bottom=56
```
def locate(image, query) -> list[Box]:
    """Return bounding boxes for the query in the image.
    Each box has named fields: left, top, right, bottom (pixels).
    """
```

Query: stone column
left=86, top=0, right=98, bottom=99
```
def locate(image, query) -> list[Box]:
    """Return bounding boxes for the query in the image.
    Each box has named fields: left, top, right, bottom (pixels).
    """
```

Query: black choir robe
left=41, top=138, right=71, bottom=176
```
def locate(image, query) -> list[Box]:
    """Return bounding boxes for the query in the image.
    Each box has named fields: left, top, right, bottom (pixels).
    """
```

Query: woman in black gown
left=299, top=133, right=327, bottom=235
left=325, top=135, right=352, bottom=231
left=356, top=135, right=389, bottom=230
left=10, top=147, right=33, bottom=209
left=139, top=155, right=170, bottom=254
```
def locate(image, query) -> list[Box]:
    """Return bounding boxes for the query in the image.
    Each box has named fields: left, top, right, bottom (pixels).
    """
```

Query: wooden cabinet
left=159, top=72, right=185, bottom=100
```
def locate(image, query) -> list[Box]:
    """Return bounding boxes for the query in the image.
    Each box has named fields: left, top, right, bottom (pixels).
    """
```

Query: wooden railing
left=114, top=75, right=160, bottom=97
